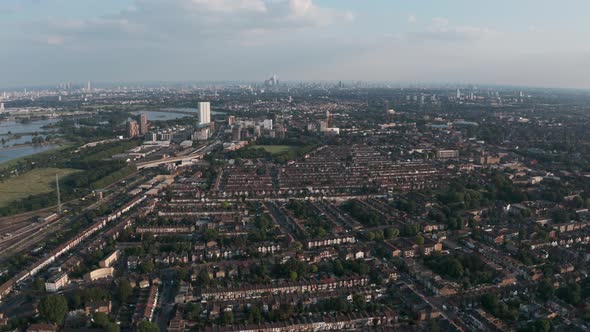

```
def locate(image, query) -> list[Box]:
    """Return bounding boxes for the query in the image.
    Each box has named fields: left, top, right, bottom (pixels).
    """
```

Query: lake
left=0, top=118, right=59, bottom=135
left=162, top=108, right=226, bottom=115
left=131, top=111, right=193, bottom=121
left=0, top=118, right=60, bottom=163
left=0, top=144, right=59, bottom=164
left=1, top=134, right=47, bottom=148
left=131, top=109, right=226, bottom=121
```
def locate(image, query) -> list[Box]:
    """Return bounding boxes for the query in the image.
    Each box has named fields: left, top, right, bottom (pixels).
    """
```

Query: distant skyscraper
left=326, top=110, right=331, bottom=128
left=86, top=81, right=92, bottom=92
left=127, top=120, right=139, bottom=138
left=228, top=115, right=236, bottom=126
left=139, top=113, right=148, bottom=135
left=456, top=89, right=461, bottom=99
left=0, top=103, right=4, bottom=111
left=198, top=102, right=211, bottom=125
left=264, top=74, right=279, bottom=87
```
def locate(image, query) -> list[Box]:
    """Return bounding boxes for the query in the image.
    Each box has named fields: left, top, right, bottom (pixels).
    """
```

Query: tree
left=519, top=319, right=551, bottom=332
left=557, top=282, right=582, bottom=305
left=105, top=323, right=120, bottom=332
left=537, top=279, right=554, bottom=301
left=415, top=235, right=425, bottom=245
left=247, top=307, right=262, bottom=324
left=384, top=228, right=399, bottom=240
left=221, top=311, right=234, bottom=325
left=352, top=294, right=365, bottom=309
left=141, top=260, right=155, bottom=274
left=186, top=303, right=202, bottom=321
left=196, top=270, right=210, bottom=286
left=92, top=312, right=109, bottom=328
left=32, top=278, right=45, bottom=291
left=39, top=294, right=68, bottom=324
left=137, top=321, right=159, bottom=332
left=117, top=280, right=133, bottom=303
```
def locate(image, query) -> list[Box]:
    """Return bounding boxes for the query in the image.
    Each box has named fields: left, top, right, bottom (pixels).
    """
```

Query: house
left=27, top=324, right=58, bottom=332
left=85, top=300, right=112, bottom=315
left=0, top=312, right=8, bottom=327
left=45, top=272, right=69, bottom=292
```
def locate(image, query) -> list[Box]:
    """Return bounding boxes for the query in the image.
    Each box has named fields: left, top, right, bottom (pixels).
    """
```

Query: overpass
left=135, top=140, right=220, bottom=170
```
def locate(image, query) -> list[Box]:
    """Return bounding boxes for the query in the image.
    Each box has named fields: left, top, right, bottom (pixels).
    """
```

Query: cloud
left=407, top=15, right=416, bottom=24
left=413, top=17, right=494, bottom=41
left=432, top=17, right=449, bottom=29
left=45, top=35, right=65, bottom=46
left=186, top=0, right=268, bottom=13
left=31, top=0, right=353, bottom=50
left=0, top=3, right=22, bottom=14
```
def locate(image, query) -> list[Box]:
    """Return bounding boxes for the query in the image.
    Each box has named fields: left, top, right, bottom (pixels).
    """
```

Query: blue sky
left=1, top=0, right=590, bottom=89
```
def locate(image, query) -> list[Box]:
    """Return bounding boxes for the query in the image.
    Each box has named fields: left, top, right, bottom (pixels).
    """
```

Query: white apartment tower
left=198, top=102, right=211, bottom=125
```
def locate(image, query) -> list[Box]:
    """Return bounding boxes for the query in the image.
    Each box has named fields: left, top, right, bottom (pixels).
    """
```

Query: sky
left=1, top=0, right=590, bottom=89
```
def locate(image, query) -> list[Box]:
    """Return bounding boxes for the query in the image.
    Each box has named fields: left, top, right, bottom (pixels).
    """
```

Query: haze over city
left=2, top=0, right=590, bottom=89
left=3, top=2, right=590, bottom=332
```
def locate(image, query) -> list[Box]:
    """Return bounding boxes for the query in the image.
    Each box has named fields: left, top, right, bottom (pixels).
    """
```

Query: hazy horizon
left=2, top=0, right=590, bottom=89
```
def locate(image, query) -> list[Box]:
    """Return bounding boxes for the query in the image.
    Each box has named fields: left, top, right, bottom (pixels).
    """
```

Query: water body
left=0, top=118, right=59, bottom=135
left=162, top=108, right=226, bottom=115
left=0, top=118, right=61, bottom=163
left=0, top=144, right=58, bottom=164
left=131, top=111, right=192, bottom=121
left=1, top=134, right=47, bottom=148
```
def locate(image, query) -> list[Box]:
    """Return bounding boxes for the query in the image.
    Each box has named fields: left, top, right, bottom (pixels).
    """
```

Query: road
left=155, top=269, right=177, bottom=331
left=136, top=140, right=220, bottom=169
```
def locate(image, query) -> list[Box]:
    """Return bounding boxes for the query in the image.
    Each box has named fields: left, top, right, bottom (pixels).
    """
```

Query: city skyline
left=1, top=0, right=590, bottom=89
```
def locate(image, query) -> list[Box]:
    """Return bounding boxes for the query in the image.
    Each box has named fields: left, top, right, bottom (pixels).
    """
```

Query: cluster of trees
left=517, top=319, right=551, bottom=332
left=424, top=253, right=495, bottom=286
left=136, top=321, right=159, bottom=332
left=556, top=280, right=590, bottom=305
left=392, top=197, right=418, bottom=214
left=55, top=111, right=131, bottom=143
left=287, top=200, right=331, bottom=238
left=273, top=145, right=316, bottom=164
left=341, top=200, right=383, bottom=227
left=438, top=172, right=529, bottom=214
left=310, top=294, right=375, bottom=313
left=91, top=312, right=120, bottom=332
left=480, top=294, right=519, bottom=322
left=427, top=208, right=466, bottom=230
left=364, top=227, right=399, bottom=241
left=30, top=135, right=52, bottom=144
left=248, top=215, right=277, bottom=242
left=332, top=259, right=370, bottom=277
left=35, top=280, right=134, bottom=329
left=533, top=277, right=590, bottom=309
left=226, top=147, right=272, bottom=160
left=38, top=295, right=69, bottom=324
left=271, top=258, right=315, bottom=281
left=185, top=303, right=202, bottom=321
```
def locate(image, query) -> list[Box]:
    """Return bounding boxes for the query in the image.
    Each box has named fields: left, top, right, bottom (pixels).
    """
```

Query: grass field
left=252, top=145, right=299, bottom=154
left=0, top=168, right=80, bottom=207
